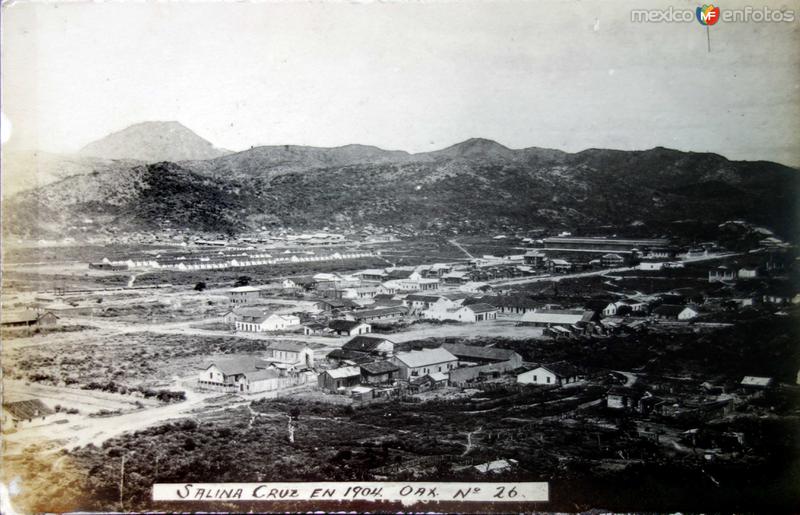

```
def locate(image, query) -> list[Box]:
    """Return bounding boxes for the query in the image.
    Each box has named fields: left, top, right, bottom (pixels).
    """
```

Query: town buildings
left=198, top=357, right=309, bottom=394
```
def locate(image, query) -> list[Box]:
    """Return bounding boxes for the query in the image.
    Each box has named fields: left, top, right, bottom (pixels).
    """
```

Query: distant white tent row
left=115, top=251, right=374, bottom=270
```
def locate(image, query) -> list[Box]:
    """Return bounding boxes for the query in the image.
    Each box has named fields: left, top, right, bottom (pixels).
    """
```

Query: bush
left=234, top=276, right=252, bottom=287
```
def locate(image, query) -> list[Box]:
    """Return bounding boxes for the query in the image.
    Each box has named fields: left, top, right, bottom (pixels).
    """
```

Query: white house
left=638, top=261, right=665, bottom=271
left=677, top=306, right=700, bottom=320
left=423, top=303, right=498, bottom=323
left=602, top=299, right=648, bottom=317
left=708, top=266, right=736, bottom=283
left=236, top=312, right=301, bottom=332
left=265, top=341, right=315, bottom=368
left=198, top=357, right=309, bottom=394
left=391, top=347, right=458, bottom=380
left=517, top=363, right=583, bottom=386
left=738, top=267, right=759, bottom=279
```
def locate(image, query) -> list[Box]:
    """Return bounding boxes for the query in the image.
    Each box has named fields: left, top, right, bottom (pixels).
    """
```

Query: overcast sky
left=2, top=0, right=799, bottom=166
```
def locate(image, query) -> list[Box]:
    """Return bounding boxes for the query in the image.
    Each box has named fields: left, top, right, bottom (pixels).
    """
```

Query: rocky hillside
left=4, top=140, right=798, bottom=239
left=182, top=143, right=424, bottom=180
left=79, top=121, right=230, bottom=162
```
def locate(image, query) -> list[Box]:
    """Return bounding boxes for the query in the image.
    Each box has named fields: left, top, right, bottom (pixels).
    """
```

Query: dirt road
left=2, top=386, right=218, bottom=455
left=491, top=252, right=742, bottom=287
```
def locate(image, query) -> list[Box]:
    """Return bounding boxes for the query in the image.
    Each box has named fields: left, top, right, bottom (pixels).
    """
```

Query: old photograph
left=1, top=0, right=799, bottom=512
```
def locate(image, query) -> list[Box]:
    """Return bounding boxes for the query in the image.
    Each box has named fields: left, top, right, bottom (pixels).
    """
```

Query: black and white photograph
left=1, top=0, right=799, bottom=512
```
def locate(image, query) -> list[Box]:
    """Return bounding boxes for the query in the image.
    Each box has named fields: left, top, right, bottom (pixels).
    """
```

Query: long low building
left=541, top=237, right=671, bottom=253
left=520, top=309, right=596, bottom=327
left=442, top=343, right=523, bottom=367
left=352, top=306, right=408, bottom=323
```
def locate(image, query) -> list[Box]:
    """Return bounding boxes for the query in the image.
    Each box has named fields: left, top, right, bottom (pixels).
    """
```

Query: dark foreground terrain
left=4, top=310, right=799, bottom=513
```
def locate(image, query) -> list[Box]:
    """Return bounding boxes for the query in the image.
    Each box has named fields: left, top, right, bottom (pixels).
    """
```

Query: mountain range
left=3, top=123, right=798, bottom=240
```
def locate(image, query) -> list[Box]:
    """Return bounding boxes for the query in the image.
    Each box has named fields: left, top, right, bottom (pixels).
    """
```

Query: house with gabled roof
left=517, top=362, right=584, bottom=386
left=1, top=311, right=59, bottom=328
left=328, top=319, right=372, bottom=336
left=360, top=361, right=400, bottom=384
left=404, top=293, right=446, bottom=312
left=318, top=366, right=362, bottom=391
left=409, top=372, right=449, bottom=391
left=600, top=253, right=626, bottom=267
left=198, top=357, right=269, bottom=392
left=390, top=347, right=458, bottom=380
left=421, top=301, right=498, bottom=323
left=235, top=309, right=301, bottom=332
left=198, top=356, right=309, bottom=394
left=342, top=335, right=394, bottom=356
left=264, top=341, right=314, bottom=368
left=2, top=399, right=56, bottom=429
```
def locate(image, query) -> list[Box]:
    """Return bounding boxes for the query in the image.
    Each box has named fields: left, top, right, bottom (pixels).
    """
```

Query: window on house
left=209, top=372, right=213, bottom=379
left=533, top=375, right=537, bottom=382
left=546, top=376, right=551, bottom=383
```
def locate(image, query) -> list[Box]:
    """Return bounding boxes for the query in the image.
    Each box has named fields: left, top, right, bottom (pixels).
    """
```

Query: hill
left=1, top=150, right=143, bottom=198
left=4, top=162, right=251, bottom=236
left=4, top=140, right=798, bottom=240
left=183, top=143, right=424, bottom=180
left=79, top=121, right=230, bottom=162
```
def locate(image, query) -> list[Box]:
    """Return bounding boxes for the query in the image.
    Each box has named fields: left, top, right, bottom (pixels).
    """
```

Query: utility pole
left=119, top=454, right=126, bottom=512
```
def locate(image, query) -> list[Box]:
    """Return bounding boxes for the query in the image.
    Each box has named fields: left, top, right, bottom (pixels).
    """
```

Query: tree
left=194, top=281, right=207, bottom=292
left=234, top=276, right=251, bottom=287
left=617, top=305, right=633, bottom=317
